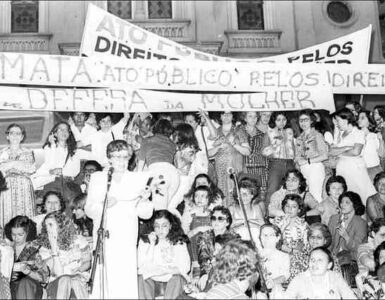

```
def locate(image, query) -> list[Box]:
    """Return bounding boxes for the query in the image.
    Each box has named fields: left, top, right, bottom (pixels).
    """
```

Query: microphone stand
left=230, top=172, right=270, bottom=299
left=88, top=168, right=113, bottom=296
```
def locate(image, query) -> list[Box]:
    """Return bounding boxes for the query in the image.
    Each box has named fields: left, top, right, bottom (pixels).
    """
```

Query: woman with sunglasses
left=0, top=124, right=36, bottom=227
left=192, top=206, right=239, bottom=291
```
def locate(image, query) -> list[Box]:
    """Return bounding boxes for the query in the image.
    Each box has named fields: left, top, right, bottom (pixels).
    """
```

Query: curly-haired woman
left=4, top=216, right=48, bottom=299
left=138, top=210, right=190, bottom=299
left=203, top=240, right=259, bottom=299
left=37, top=211, right=91, bottom=299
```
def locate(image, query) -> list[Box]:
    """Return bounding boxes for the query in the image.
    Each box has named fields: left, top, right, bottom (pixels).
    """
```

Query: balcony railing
left=132, top=19, right=191, bottom=42
left=224, top=30, right=282, bottom=57
left=0, top=33, right=51, bottom=53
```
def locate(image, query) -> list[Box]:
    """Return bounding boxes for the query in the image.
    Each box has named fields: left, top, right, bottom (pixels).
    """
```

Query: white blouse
left=137, top=239, right=191, bottom=282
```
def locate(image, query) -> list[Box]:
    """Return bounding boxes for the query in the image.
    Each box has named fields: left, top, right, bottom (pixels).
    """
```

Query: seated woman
left=0, top=227, right=13, bottom=300
left=356, top=242, right=385, bottom=298
left=71, top=193, right=93, bottom=239
left=202, top=240, right=259, bottom=299
left=272, top=194, right=308, bottom=254
left=367, top=172, right=385, bottom=223
left=4, top=216, right=48, bottom=300
left=37, top=211, right=92, bottom=299
left=193, top=206, right=240, bottom=288
left=275, top=247, right=357, bottom=299
left=268, top=169, right=320, bottom=223
left=259, top=224, right=290, bottom=291
left=32, top=191, right=66, bottom=235
left=229, top=178, right=265, bottom=242
left=288, top=222, right=341, bottom=284
left=329, top=191, right=368, bottom=287
left=357, top=218, right=385, bottom=274
left=318, top=175, right=347, bottom=225
left=138, top=210, right=190, bottom=299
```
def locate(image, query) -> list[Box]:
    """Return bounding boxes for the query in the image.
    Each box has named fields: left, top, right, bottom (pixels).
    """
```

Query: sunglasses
left=210, top=216, right=227, bottom=222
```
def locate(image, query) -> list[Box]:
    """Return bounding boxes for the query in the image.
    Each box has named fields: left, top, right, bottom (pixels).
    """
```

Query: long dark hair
left=43, top=122, right=77, bottom=158
left=140, top=210, right=188, bottom=245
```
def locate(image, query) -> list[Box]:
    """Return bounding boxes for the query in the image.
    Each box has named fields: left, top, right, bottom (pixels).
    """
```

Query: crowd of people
left=1, top=103, right=385, bottom=299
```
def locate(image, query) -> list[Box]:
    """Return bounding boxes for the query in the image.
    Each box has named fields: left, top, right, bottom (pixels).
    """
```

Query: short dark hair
left=338, top=191, right=365, bottom=216
left=374, top=171, right=385, bottom=192
left=298, top=109, right=317, bottom=128
left=153, top=119, right=174, bottom=137
left=282, top=194, right=305, bottom=217
left=308, top=223, right=332, bottom=248
left=371, top=218, right=385, bottom=234
left=6, top=123, right=26, bottom=142
left=42, top=191, right=66, bottom=214
left=374, top=105, right=385, bottom=121
left=211, top=206, right=233, bottom=230
left=192, top=185, right=215, bottom=206
left=4, top=215, right=37, bottom=242
left=233, top=177, right=259, bottom=206
left=70, top=111, right=90, bottom=120
left=269, top=111, right=288, bottom=129
left=184, top=112, right=200, bottom=124
left=83, top=160, right=103, bottom=172
left=283, top=169, right=307, bottom=194
left=96, top=113, right=113, bottom=124
left=325, top=175, right=347, bottom=196
left=335, top=108, right=357, bottom=126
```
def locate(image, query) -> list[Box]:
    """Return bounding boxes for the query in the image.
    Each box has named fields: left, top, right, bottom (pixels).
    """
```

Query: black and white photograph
left=0, top=0, right=385, bottom=299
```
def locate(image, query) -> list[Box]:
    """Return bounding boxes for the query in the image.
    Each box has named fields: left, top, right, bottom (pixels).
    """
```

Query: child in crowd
left=182, top=186, right=215, bottom=271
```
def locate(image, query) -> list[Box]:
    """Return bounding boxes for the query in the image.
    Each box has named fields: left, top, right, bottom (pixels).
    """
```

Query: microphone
left=227, top=167, right=237, bottom=175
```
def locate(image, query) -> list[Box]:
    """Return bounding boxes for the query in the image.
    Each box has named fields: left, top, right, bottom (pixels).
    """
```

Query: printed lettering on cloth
left=80, top=3, right=371, bottom=65
left=0, top=86, right=335, bottom=112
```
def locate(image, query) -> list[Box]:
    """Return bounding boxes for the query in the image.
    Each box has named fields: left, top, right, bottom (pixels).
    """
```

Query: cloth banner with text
left=80, top=3, right=372, bottom=65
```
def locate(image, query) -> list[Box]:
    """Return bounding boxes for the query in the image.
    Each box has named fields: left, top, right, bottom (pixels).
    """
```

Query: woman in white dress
left=329, top=108, right=376, bottom=205
left=357, top=111, right=384, bottom=181
left=85, top=140, right=154, bottom=299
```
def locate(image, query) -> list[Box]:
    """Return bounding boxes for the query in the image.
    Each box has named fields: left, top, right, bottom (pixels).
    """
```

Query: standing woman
left=0, top=124, right=36, bottom=227
left=240, top=112, right=269, bottom=205
left=295, top=109, right=328, bottom=203
left=85, top=140, right=154, bottom=299
left=358, top=110, right=384, bottom=181
left=210, top=111, right=250, bottom=206
left=262, top=112, right=296, bottom=205
left=33, top=122, right=81, bottom=213
left=329, top=108, right=376, bottom=205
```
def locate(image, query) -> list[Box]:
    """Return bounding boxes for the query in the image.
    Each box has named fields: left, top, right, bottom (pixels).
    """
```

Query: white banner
left=80, top=3, right=371, bottom=64
left=0, top=86, right=335, bottom=112
left=0, top=52, right=383, bottom=95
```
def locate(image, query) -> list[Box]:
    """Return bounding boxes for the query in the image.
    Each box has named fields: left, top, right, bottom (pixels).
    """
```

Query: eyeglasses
left=299, top=118, right=310, bottom=123
left=110, top=155, right=130, bottom=160
left=210, top=216, right=227, bottom=222
left=8, top=131, right=22, bottom=136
